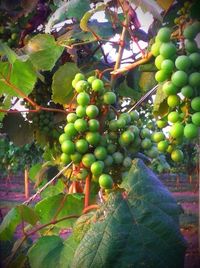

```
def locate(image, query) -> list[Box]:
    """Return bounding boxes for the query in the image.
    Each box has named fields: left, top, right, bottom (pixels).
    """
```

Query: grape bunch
left=151, top=21, right=200, bottom=162
left=59, top=73, right=166, bottom=190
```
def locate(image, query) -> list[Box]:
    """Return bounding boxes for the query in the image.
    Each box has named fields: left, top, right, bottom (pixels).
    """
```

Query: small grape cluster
left=0, top=22, right=20, bottom=47
left=59, top=73, right=164, bottom=189
left=151, top=22, right=200, bottom=162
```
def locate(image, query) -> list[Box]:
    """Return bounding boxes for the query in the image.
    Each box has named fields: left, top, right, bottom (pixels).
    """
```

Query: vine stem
left=111, top=52, right=152, bottom=75
left=84, top=174, right=91, bottom=208
left=6, top=214, right=79, bottom=266
left=0, top=73, right=39, bottom=108
left=0, top=107, right=67, bottom=114
left=23, top=163, right=72, bottom=205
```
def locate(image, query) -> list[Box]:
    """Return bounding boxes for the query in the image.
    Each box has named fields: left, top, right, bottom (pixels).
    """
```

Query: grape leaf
left=45, top=0, right=90, bottom=33
left=3, top=113, right=34, bottom=146
left=0, top=94, right=12, bottom=122
left=130, top=0, right=163, bottom=21
left=35, top=193, right=84, bottom=229
left=116, top=80, right=141, bottom=100
left=29, top=163, right=43, bottom=183
left=0, top=205, right=39, bottom=240
left=72, top=159, right=186, bottom=268
left=28, top=234, right=78, bottom=268
left=26, top=34, right=64, bottom=71
left=0, top=42, right=17, bottom=64
left=52, top=62, right=80, bottom=105
left=0, top=59, right=37, bottom=98
left=139, top=71, right=156, bottom=93
left=153, top=85, right=169, bottom=118
left=80, top=3, right=107, bottom=32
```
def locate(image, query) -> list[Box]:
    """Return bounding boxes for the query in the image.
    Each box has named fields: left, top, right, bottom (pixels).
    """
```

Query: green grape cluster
left=151, top=22, right=200, bottom=162
left=0, top=22, right=20, bottom=47
left=59, top=73, right=163, bottom=189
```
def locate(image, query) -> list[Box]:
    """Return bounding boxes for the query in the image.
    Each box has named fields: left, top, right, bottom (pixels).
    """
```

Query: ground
left=0, top=172, right=199, bottom=267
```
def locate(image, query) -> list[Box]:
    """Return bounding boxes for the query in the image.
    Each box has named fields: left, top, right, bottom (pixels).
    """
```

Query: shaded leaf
left=0, top=42, right=17, bottom=64
left=45, top=0, right=90, bottom=33
left=3, top=113, right=34, bottom=146
left=35, top=193, right=84, bottom=228
left=153, top=85, right=169, bottom=118
left=116, top=80, right=141, bottom=100
left=26, top=34, right=64, bottom=71
left=28, top=234, right=78, bottom=268
left=73, top=212, right=95, bottom=242
left=0, top=94, right=12, bottom=121
left=28, top=236, right=63, bottom=268
left=0, top=205, right=39, bottom=240
left=52, top=62, right=80, bottom=105
left=29, top=163, right=43, bottom=183
left=0, top=60, right=37, bottom=97
left=139, top=71, right=156, bottom=92
left=72, top=159, right=186, bottom=268
left=40, top=180, right=65, bottom=199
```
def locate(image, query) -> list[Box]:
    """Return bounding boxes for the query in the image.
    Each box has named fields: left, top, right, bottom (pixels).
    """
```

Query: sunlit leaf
left=52, top=62, right=80, bottom=105
left=153, top=85, right=169, bottom=118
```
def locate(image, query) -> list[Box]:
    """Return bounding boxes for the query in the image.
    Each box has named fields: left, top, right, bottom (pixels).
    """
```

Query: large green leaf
left=26, top=34, right=64, bottom=71
left=0, top=60, right=37, bottom=97
left=0, top=205, right=39, bottom=240
left=52, top=62, right=80, bottom=104
left=72, top=159, right=186, bottom=268
left=35, top=193, right=84, bottom=228
left=0, top=42, right=17, bottom=64
left=3, top=113, right=34, bottom=146
left=28, top=234, right=78, bottom=268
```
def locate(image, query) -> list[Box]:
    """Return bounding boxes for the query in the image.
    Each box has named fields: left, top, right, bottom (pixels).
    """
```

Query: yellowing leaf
left=156, top=0, right=174, bottom=11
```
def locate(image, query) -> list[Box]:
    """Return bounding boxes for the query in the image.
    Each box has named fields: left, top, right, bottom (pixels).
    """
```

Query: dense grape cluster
left=151, top=21, right=200, bottom=162
left=59, top=73, right=168, bottom=189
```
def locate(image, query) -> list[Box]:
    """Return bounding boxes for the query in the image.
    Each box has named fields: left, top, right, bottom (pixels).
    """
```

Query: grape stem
left=84, top=174, right=91, bottom=208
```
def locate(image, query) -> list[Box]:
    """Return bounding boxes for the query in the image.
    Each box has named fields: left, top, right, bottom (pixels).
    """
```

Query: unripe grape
left=189, top=72, right=200, bottom=87
left=129, top=125, right=139, bottom=136
left=75, top=73, right=85, bottom=81
left=155, top=55, right=165, bottom=69
left=75, top=139, right=89, bottom=153
left=94, top=146, right=107, bottom=160
left=99, top=174, right=113, bottom=189
left=74, top=118, right=88, bottom=132
left=119, top=113, right=131, bottom=124
left=161, top=59, right=174, bottom=73
left=130, top=110, right=139, bottom=121
left=61, top=140, right=75, bottom=154
left=82, top=153, right=96, bottom=167
left=189, top=52, right=200, bottom=68
left=85, top=132, right=101, bottom=146
left=167, top=95, right=180, bottom=108
left=120, top=130, right=134, bottom=145
left=67, top=113, right=77, bottom=123
left=112, top=152, right=124, bottom=164
left=75, top=80, right=88, bottom=93
left=191, top=97, right=200, bottom=111
left=123, top=156, right=132, bottom=168
left=159, top=42, right=176, bottom=59
left=183, top=24, right=199, bottom=39
left=157, top=140, right=169, bottom=152
left=184, top=123, right=198, bottom=139
left=140, top=128, right=151, bottom=138
left=87, top=76, right=96, bottom=84
left=92, top=79, right=104, bottom=91
left=64, top=123, right=78, bottom=137
left=104, top=155, right=114, bottom=166
left=185, top=39, right=198, bottom=53
left=116, top=118, right=126, bottom=129
left=59, top=133, right=70, bottom=144
left=60, top=153, right=71, bottom=164
left=155, top=70, right=169, bottom=82
left=103, top=91, right=116, bottom=104
left=76, top=105, right=86, bottom=117
left=168, top=111, right=180, bottom=123
left=181, top=85, right=193, bottom=98
left=192, top=112, right=200, bottom=126
left=91, top=161, right=104, bottom=176
left=175, top=55, right=192, bottom=72
left=141, top=138, right=152, bottom=149
left=169, top=123, right=184, bottom=138
left=156, top=120, right=167, bottom=128
left=151, top=41, right=161, bottom=56
left=88, top=119, right=100, bottom=132
left=156, top=27, right=171, bottom=43
left=70, top=152, right=82, bottom=164
left=77, top=92, right=90, bottom=106
left=86, top=105, right=99, bottom=118
left=171, top=70, right=188, bottom=87
left=171, top=149, right=183, bottom=162
left=162, top=82, right=178, bottom=96
left=151, top=132, right=165, bottom=143
left=107, top=143, right=117, bottom=154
